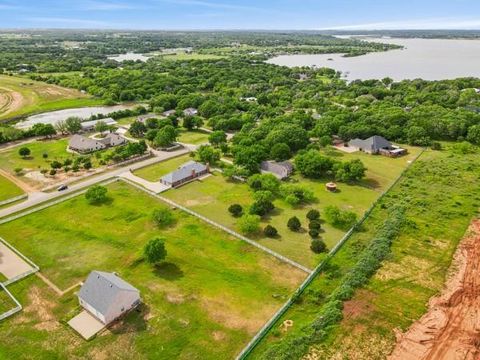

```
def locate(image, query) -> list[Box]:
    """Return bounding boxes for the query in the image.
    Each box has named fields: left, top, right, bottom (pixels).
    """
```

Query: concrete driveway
left=68, top=310, right=105, bottom=340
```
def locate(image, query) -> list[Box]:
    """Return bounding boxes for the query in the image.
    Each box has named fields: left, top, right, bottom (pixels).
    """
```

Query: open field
left=133, top=153, right=193, bottom=182
left=0, top=181, right=305, bottom=359
left=163, top=147, right=420, bottom=268
left=249, top=146, right=480, bottom=359
left=0, top=75, right=102, bottom=121
left=0, top=175, right=23, bottom=202
left=177, top=129, right=210, bottom=145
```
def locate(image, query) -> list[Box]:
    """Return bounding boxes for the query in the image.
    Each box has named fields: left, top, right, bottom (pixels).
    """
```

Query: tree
left=308, top=220, right=321, bottom=231
left=306, top=209, right=320, bottom=221
left=209, top=130, right=227, bottom=147
left=55, top=120, right=68, bottom=134
left=253, top=190, right=274, bottom=202
left=309, top=229, right=320, bottom=238
left=95, top=121, right=109, bottom=134
left=334, top=159, right=366, bottom=182
left=152, top=208, right=175, bottom=228
left=318, top=135, right=332, bottom=147
left=238, top=214, right=261, bottom=234
left=467, top=125, right=480, bottom=145
left=183, top=116, right=203, bottom=130
left=50, top=160, right=62, bottom=169
left=232, top=144, right=267, bottom=174
left=287, top=216, right=301, bottom=231
left=324, top=205, right=357, bottom=230
left=129, top=121, right=147, bottom=138
left=228, top=204, right=243, bottom=217
left=196, top=145, right=220, bottom=165
left=270, top=143, right=291, bottom=161
left=65, top=117, right=82, bottom=134
left=249, top=199, right=274, bottom=217
left=153, top=125, right=177, bottom=148
left=85, top=185, right=108, bottom=204
left=143, top=237, right=167, bottom=265
left=264, top=225, right=278, bottom=238
left=18, top=147, right=30, bottom=158
left=295, top=150, right=335, bottom=178
left=42, top=152, right=48, bottom=159
left=310, top=239, right=327, bottom=253
left=247, top=174, right=280, bottom=193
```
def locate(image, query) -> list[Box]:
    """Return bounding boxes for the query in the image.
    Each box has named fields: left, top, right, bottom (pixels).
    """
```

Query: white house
left=78, top=271, right=140, bottom=325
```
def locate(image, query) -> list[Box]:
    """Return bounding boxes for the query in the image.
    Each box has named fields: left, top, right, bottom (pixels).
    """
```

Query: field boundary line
left=119, top=177, right=313, bottom=274
left=235, top=148, right=426, bottom=360
left=0, top=283, right=22, bottom=321
left=0, top=194, right=27, bottom=207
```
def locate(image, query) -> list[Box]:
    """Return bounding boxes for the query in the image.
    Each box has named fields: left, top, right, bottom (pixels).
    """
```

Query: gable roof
left=261, top=160, right=293, bottom=178
left=80, top=118, right=117, bottom=130
left=161, top=161, right=207, bottom=184
left=350, top=135, right=392, bottom=151
left=69, top=134, right=106, bottom=151
left=78, top=271, right=139, bottom=316
left=99, top=133, right=126, bottom=146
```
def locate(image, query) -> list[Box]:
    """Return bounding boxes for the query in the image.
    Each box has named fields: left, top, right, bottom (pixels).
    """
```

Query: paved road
left=0, top=147, right=189, bottom=219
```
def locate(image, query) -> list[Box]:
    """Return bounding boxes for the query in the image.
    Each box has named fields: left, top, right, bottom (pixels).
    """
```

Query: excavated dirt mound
left=389, top=219, right=480, bottom=360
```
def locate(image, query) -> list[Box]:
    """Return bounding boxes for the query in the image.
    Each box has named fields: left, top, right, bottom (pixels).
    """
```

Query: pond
left=16, top=105, right=134, bottom=129
left=266, top=38, right=480, bottom=81
left=107, top=52, right=150, bottom=62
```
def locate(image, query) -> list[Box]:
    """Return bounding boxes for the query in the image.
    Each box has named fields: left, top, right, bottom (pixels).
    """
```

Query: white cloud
left=320, top=18, right=480, bottom=30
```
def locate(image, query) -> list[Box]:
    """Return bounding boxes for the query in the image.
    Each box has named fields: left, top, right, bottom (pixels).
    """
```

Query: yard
left=177, top=129, right=210, bottom=145
left=0, top=287, right=16, bottom=315
left=133, top=153, right=193, bottom=182
left=0, top=175, right=23, bottom=202
left=0, top=181, right=305, bottom=359
left=162, top=147, right=421, bottom=268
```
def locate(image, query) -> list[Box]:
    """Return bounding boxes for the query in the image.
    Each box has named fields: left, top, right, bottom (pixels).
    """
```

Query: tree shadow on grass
left=358, top=178, right=381, bottom=190
left=89, top=196, right=114, bottom=206
left=153, top=262, right=184, bottom=281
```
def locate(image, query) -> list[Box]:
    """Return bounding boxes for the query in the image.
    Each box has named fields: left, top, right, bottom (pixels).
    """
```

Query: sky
left=1, top=0, right=480, bottom=30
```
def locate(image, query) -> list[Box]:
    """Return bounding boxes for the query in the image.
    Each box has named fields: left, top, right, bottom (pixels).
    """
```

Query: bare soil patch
left=389, top=219, right=480, bottom=360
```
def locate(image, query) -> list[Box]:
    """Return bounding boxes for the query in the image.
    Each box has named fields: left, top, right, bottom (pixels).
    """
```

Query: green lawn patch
left=0, top=175, right=23, bottom=202
left=133, top=154, right=193, bottom=182
left=0, top=181, right=305, bottom=359
left=177, top=129, right=210, bottom=145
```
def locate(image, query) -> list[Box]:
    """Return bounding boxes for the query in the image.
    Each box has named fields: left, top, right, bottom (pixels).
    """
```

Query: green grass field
left=163, top=147, right=420, bottom=268
left=0, top=175, right=23, bottom=202
left=177, top=129, right=210, bottom=145
left=133, top=154, right=193, bottom=182
left=0, top=75, right=102, bottom=121
left=162, top=53, right=225, bottom=61
left=0, top=181, right=305, bottom=359
left=0, top=288, right=16, bottom=315
left=249, top=146, right=480, bottom=359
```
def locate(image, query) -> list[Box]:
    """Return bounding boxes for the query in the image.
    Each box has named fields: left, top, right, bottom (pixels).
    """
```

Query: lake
left=16, top=105, right=133, bottom=129
left=266, top=38, right=480, bottom=80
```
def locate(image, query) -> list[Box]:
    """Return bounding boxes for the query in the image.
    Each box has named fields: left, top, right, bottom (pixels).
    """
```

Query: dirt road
left=389, top=220, right=480, bottom=360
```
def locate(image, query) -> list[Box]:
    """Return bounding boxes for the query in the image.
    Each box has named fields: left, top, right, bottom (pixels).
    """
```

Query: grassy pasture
left=177, top=129, right=210, bottom=145
left=0, top=75, right=102, bottom=121
left=133, top=154, right=193, bottom=182
left=0, top=175, right=23, bottom=202
left=249, top=146, right=480, bottom=359
left=0, top=181, right=305, bottom=359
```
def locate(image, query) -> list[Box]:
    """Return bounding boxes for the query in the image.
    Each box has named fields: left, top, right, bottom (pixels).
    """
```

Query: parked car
left=57, top=184, right=68, bottom=191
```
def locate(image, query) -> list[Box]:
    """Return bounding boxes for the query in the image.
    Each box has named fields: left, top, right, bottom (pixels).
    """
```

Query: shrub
left=228, top=204, right=243, bottom=217
left=310, top=239, right=327, bottom=253
left=14, top=167, right=23, bottom=175
left=152, top=208, right=175, bottom=228
left=42, top=152, right=48, bottom=159
left=306, top=209, right=320, bottom=221
left=238, top=214, right=261, bottom=234
left=309, top=229, right=320, bottom=238
left=85, top=185, right=108, bottom=204
left=253, top=190, right=274, bottom=202
left=324, top=205, right=357, bottom=230
left=287, top=216, right=301, bottom=231
left=18, top=147, right=30, bottom=158
left=247, top=173, right=280, bottom=193
left=280, top=184, right=315, bottom=206
left=249, top=199, right=274, bottom=217
left=308, top=220, right=321, bottom=231
left=264, top=225, right=278, bottom=237
left=143, top=237, right=167, bottom=265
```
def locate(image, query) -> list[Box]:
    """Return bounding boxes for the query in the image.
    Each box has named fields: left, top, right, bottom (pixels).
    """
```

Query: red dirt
left=389, top=219, right=480, bottom=360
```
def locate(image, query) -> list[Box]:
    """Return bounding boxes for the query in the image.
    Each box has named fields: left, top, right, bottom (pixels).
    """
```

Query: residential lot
left=163, top=147, right=421, bottom=268
left=177, top=129, right=210, bottom=145
left=133, top=153, right=193, bottom=182
left=0, top=175, right=23, bottom=202
left=0, top=181, right=305, bottom=359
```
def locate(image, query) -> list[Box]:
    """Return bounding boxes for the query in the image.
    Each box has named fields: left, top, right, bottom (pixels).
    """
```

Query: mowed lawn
left=177, top=129, right=210, bottom=145
left=0, top=288, right=16, bottom=314
left=0, top=181, right=305, bottom=359
left=163, top=148, right=420, bottom=268
left=133, top=154, right=193, bottom=182
left=0, top=175, right=23, bottom=201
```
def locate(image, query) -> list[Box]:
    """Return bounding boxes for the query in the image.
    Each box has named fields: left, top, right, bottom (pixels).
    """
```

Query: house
left=240, top=96, right=257, bottom=103
left=160, top=161, right=208, bottom=187
left=260, top=160, right=293, bottom=180
left=162, top=109, right=176, bottom=117
left=80, top=118, right=117, bottom=132
left=68, top=133, right=127, bottom=153
left=137, top=114, right=157, bottom=124
left=348, top=135, right=406, bottom=157
left=78, top=271, right=140, bottom=325
left=183, top=108, right=198, bottom=117
left=69, top=135, right=106, bottom=153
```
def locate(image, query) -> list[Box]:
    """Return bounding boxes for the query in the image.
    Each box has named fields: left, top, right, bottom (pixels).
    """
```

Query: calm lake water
left=267, top=38, right=480, bottom=80
left=17, top=105, right=133, bottom=129
left=107, top=52, right=150, bottom=62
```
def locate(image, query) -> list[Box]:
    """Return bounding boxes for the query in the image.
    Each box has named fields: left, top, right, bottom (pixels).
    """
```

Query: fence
left=119, top=178, right=313, bottom=274
left=235, top=148, right=426, bottom=360
left=0, top=194, right=28, bottom=207
left=0, top=283, right=22, bottom=321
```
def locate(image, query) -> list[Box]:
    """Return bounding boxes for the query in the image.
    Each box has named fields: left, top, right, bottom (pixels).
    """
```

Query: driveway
left=68, top=310, right=105, bottom=340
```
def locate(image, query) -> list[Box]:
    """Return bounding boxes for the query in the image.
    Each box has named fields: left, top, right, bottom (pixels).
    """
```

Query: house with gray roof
left=78, top=271, right=140, bottom=325
left=162, top=109, right=177, bottom=117
left=80, top=118, right=117, bottom=132
left=160, top=161, right=208, bottom=187
left=68, top=133, right=127, bottom=154
left=99, top=133, right=127, bottom=147
left=261, top=160, right=293, bottom=180
left=183, top=108, right=198, bottom=117
left=348, top=135, right=406, bottom=157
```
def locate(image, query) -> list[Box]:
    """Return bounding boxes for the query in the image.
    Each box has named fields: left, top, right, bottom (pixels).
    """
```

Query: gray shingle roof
left=99, top=133, right=126, bottom=146
left=349, top=135, right=392, bottom=152
left=78, top=271, right=139, bottom=316
left=69, top=134, right=106, bottom=151
left=161, top=161, right=207, bottom=184
left=80, top=118, right=117, bottom=130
